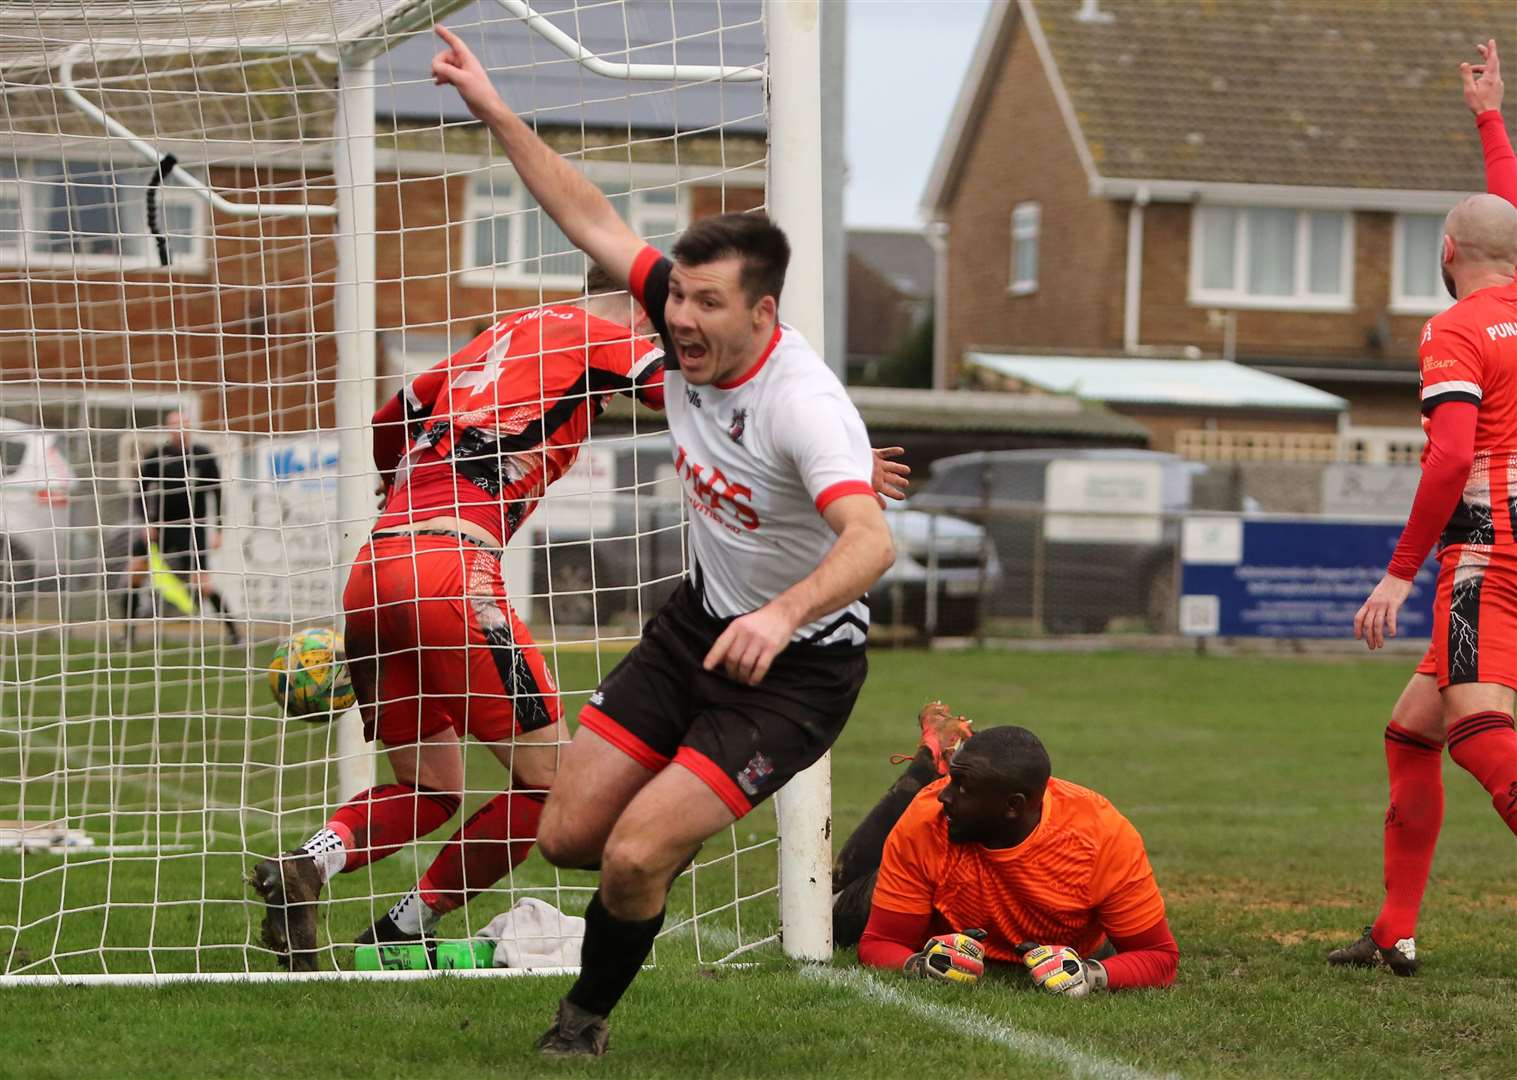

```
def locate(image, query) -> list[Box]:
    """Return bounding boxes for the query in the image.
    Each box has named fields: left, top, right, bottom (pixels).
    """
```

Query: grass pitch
left=4, top=644, right=1517, bottom=1078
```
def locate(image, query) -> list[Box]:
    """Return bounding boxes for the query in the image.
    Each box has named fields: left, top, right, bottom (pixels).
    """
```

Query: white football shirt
left=631, top=247, right=876, bottom=646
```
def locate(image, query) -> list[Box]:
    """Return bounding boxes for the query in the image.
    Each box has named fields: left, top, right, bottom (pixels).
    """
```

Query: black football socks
left=564, top=890, right=665, bottom=1019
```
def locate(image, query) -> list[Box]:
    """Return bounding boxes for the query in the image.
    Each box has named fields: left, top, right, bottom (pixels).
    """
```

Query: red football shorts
left=1416, top=545, right=1517, bottom=690
left=341, top=531, right=561, bottom=746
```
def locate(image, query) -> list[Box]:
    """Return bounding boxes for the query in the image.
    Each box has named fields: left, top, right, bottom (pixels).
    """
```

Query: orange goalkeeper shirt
left=870, top=776, right=1166, bottom=962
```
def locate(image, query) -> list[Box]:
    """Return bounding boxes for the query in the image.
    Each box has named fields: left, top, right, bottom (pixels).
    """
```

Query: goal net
left=0, top=0, right=826, bottom=982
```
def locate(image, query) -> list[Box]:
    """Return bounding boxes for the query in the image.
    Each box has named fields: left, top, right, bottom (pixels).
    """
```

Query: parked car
left=908, top=449, right=1246, bottom=634
left=0, top=418, right=75, bottom=601
left=532, top=432, right=1003, bottom=636
left=869, top=504, right=1002, bottom=635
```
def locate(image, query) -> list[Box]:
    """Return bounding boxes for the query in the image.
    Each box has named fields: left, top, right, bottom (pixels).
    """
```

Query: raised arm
left=1463, top=39, right=1517, bottom=205
left=431, top=24, right=646, bottom=286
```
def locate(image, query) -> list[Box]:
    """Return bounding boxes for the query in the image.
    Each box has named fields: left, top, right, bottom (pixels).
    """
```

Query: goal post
left=0, top=0, right=837, bottom=983
left=765, top=0, right=834, bottom=964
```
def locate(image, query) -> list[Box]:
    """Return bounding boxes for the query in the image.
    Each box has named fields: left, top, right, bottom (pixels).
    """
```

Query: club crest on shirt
left=736, top=751, right=774, bottom=797
left=728, top=408, right=749, bottom=445
left=685, top=387, right=702, bottom=409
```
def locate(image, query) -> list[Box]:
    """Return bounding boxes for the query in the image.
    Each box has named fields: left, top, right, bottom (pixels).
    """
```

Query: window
left=1190, top=206, right=1353, bottom=309
left=1009, top=201, right=1039, bottom=294
left=465, top=171, right=687, bottom=289
left=1392, top=212, right=1453, bottom=315
left=0, top=158, right=205, bottom=271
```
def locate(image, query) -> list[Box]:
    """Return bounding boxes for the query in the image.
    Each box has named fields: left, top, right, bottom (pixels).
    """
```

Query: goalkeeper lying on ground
left=831, top=704, right=1179, bottom=993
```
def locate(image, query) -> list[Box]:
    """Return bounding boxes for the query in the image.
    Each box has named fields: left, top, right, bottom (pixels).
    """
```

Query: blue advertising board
left=1179, top=517, right=1437, bottom=639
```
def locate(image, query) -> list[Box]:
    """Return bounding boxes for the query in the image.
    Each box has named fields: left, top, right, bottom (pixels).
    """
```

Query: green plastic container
left=353, top=938, right=495, bottom=972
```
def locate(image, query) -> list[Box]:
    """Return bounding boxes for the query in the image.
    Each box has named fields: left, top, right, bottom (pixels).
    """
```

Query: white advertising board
left=1043, top=459, right=1164, bottom=544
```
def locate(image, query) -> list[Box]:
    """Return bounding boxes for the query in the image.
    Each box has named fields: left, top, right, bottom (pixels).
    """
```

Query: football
left=268, top=626, right=357, bottom=719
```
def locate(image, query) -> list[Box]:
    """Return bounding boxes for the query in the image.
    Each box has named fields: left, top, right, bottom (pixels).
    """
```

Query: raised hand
left=1462, top=38, right=1504, bottom=115
left=432, top=24, right=507, bottom=123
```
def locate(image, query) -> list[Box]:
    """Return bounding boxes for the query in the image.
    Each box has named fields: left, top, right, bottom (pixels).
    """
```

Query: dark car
left=907, top=449, right=1245, bottom=633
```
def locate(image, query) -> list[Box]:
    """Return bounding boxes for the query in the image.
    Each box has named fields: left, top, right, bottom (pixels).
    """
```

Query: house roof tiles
left=1036, top=0, right=1515, bottom=190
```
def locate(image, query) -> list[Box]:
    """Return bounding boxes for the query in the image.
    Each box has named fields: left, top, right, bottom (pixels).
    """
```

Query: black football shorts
left=579, top=581, right=868, bottom=818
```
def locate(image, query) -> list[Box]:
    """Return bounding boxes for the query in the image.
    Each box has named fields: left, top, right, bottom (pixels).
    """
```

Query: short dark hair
left=954, top=726, right=1051, bottom=800
left=585, top=264, right=620, bottom=295
left=672, top=212, right=790, bottom=307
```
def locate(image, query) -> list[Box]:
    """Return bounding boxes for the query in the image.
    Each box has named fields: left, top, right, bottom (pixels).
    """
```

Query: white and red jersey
left=630, top=247, right=876, bottom=646
left=1417, top=281, right=1517, bottom=549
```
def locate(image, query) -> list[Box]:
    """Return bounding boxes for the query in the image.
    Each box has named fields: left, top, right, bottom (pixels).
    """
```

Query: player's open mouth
left=677, top=342, right=707, bottom=362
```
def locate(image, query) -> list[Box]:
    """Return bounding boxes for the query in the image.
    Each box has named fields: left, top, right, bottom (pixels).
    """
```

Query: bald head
left=1445, top=194, right=1517, bottom=269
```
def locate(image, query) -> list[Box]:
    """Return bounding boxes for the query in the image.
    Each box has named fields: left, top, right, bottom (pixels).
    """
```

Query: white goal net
left=0, top=0, right=828, bottom=983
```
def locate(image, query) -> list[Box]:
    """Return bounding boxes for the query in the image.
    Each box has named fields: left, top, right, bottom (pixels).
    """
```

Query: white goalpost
left=0, top=0, right=834, bottom=985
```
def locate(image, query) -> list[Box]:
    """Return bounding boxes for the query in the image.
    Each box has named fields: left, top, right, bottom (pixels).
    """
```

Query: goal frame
left=0, top=0, right=836, bottom=985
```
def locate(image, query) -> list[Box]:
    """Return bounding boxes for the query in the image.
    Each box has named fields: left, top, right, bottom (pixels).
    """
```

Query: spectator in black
left=128, top=411, right=239, bottom=643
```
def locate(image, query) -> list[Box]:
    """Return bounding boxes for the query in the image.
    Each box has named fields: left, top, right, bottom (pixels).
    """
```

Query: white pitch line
left=803, top=966, right=1175, bottom=1080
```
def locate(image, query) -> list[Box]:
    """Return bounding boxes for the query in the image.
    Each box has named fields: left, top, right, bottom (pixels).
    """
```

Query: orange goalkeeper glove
left=1016, top=942, right=1107, bottom=998
left=903, top=929, right=987, bottom=985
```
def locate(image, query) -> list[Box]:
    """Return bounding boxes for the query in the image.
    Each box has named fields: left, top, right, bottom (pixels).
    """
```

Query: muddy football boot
left=249, top=850, right=323, bottom=972
left=534, top=998, right=611, bottom=1058
left=1327, top=927, right=1419, bottom=976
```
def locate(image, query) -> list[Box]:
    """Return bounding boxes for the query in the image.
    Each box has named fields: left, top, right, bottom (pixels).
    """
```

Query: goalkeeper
left=832, top=706, right=1179, bottom=994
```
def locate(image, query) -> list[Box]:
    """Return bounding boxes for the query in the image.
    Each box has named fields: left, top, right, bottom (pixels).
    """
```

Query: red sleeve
left=372, top=361, right=452, bottom=480
left=1387, top=400, right=1477, bottom=580
left=1100, top=917, right=1179, bottom=990
left=1478, top=110, right=1517, bottom=206
left=638, top=364, right=666, bottom=411
left=371, top=393, right=406, bottom=478
left=857, top=905, right=931, bottom=971
left=627, top=245, right=664, bottom=310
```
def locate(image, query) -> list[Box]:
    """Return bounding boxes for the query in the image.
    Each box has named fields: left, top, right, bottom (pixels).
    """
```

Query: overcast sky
left=845, top=0, right=997, bottom=230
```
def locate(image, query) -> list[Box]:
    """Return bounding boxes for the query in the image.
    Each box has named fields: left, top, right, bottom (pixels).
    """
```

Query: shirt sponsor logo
left=685, top=387, right=702, bottom=409
left=674, top=442, right=760, bottom=532
left=1423, top=356, right=1459, bottom=370
left=1486, top=321, right=1517, bottom=341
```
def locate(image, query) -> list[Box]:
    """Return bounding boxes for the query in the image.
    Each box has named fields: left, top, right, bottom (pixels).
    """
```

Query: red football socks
left=1447, top=711, right=1517, bottom=837
left=418, top=790, right=545, bottom=914
left=1371, top=723, right=1445, bottom=948
left=327, top=783, right=461, bottom=872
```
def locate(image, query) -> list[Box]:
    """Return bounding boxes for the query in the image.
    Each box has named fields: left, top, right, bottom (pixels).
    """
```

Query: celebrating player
left=833, top=706, right=1177, bottom=994
left=1328, top=42, right=1517, bottom=977
left=430, top=23, right=896, bottom=1055
left=248, top=268, right=664, bottom=971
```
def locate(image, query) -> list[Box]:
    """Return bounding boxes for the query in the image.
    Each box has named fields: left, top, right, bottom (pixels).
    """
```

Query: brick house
left=922, top=0, right=1515, bottom=457
left=0, top=0, right=765, bottom=438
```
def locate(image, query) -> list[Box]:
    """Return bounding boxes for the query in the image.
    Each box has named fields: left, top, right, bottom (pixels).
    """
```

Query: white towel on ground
left=479, top=897, right=585, bottom=969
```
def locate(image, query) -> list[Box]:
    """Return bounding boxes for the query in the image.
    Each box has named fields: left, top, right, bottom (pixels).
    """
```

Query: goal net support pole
left=332, top=55, right=378, bottom=801
left=766, top=0, right=835, bottom=964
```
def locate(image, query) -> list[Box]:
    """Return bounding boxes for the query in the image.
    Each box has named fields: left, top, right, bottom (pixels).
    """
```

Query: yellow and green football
left=268, top=626, right=356, bottom=719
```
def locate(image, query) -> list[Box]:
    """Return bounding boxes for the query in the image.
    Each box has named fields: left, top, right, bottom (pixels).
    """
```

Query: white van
left=0, top=418, right=76, bottom=592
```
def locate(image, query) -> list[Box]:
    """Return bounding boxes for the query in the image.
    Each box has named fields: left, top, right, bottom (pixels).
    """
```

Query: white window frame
left=461, top=164, right=693, bottom=291
left=0, top=157, right=209, bottom=273
left=1390, top=211, right=1454, bottom=316
left=1188, top=205, right=1355, bottom=312
left=1008, top=201, right=1040, bottom=295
